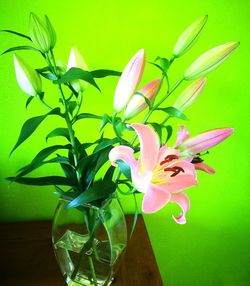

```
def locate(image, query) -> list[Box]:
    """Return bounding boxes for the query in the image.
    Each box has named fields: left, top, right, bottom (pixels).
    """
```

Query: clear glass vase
left=52, top=196, right=127, bottom=286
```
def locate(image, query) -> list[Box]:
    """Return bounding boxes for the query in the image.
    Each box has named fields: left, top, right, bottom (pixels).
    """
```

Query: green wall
left=0, top=0, right=249, bottom=285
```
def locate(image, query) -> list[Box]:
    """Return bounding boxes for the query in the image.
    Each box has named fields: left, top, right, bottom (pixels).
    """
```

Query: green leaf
left=115, top=120, right=130, bottom=137
left=25, top=96, right=34, bottom=109
left=100, top=114, right=112, bottom=131
left=117, top=160, right=132, bottom=181
left=16, top=145, right=71, bottom=178
left=155, top=57, right=170, bottom=72
left=158, top=106, right=188, bottom=120
left=149, top=123, right=163, bottom=143
left=94, top=138, right=120, bottom=153
left=7, top=176, right=75, bottom=186
left=73, top=113, right=102, bottom=124
left=46, top=128, right=70, bottom=142
left=39, top=72, right=57, bottom=81
left=68, top=101, right=77, bottom=116
left=130, top=193, right=139, bottom=238
left=67, top=180, right=116, bottom=208
left=90, top=69, right=122, bottom=78
left=59, top=160, right=77, bottom=180
left=77, top=146, right=112, bottom=189
left=9, top=108, right=61, bottom=157
left=135, top=92, right=152, bottom=108
left=1, top=46, right=43, bottom=56
left=103, top=166, right=115, bottom=181
left=165, top=125, right=173, bottom=143
left=0, top=29, right=31, bottom=41
left=36, top=66, right=51, bottom=73
left=36, top=67, right=57, bottom=80
left=54, top=67, right=100, bottom=91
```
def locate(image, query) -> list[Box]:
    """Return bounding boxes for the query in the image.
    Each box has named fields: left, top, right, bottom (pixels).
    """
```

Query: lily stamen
left=164, top=166, right=185, bottom=177
left=160, top=154, right=179, bottom=165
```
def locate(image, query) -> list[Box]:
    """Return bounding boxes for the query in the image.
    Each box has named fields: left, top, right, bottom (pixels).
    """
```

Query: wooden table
left=0, top=215, right=163, bottom=286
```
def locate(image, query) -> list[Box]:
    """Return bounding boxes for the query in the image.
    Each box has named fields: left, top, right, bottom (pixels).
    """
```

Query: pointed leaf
left=67, top=180, right=116, bottom=208
left=25, top=96, right=34, bottom=109
left=17, top=145, right=71, bottom=178
left=100, top=114, right=112, bottom=131
left=165, top=125, right=173, bottom=143
left=9, top=108, right=61, bottom=156
left=155, top=57, right=170, bottom=72
left=103, top=166, right=115, bottom=181
left=90, top=69, right=122, bottom=78
left=68, top=101, right=77, bottom=116
left=117, top=160, right=132, bottom=181
left=0, top=30, right=31, bottom=41
left=74, top=113, right=102, bottom=122
left=158, top=106, right=188, bottom=120
left=1, top=46, right=42, bottom=56
left=149, top=123, right=162, bottom=143
left=94, top=138, right=120, bottom=153
left=46, top=128, right=70, bottom=142
left=55, top=67, right=100, bottom=91
left=130, top=193, right=139, bottom=238
left=7, top=176, right=75, bottom=186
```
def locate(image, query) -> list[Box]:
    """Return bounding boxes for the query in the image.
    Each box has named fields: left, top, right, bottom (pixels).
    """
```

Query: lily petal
left=171, top=192, right=190, bottom=224
left=113, top=49, right=145, bottom=112
left=175, top=125, right=190, bottom=147
left=130, top=123, right=160, bottom=173
left=194, top=162, right=215, bottom=174
left=109, top=146, right=136, bottom=169
left=157, top=146, right=179, bottom=164
left=178, top=128, right=233, bottom=155
left=159, top=161, right=197, bottom=193
left=142, top=184, right=171, bottom=213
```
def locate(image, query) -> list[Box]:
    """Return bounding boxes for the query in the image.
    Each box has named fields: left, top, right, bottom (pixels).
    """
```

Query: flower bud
left=44, top=15, right=56, bottom=49
left=173, top=15, right=208, bottom=58
left=124, top=78, right=161, bottom=119
left=67, top=47, right=89, bottom=93
left=173, top=77, right=206, bottom=111
left=13, top=54, right=42, bottom=96
left=184, top=41, right=240, bottom=80
left=113, top=49, right=145, bottom=113
left=177, top=128, right=233, bottom=156
left=29, top=12, right=51, bottom=53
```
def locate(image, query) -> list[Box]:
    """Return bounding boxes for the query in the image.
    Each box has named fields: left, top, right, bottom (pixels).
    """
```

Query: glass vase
left=52, top=196, right=127, bottom=286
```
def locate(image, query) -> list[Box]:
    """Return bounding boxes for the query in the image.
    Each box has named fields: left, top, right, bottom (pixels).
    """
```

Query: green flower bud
left=173, top=15, right=208, bottom=58
left=29, top=12, right=51, bottom=53
left=13, top=54, right=42, bottom=96
left=44, top=15, right=56, bottom=49
left=184, top=41, right=240, bottom=80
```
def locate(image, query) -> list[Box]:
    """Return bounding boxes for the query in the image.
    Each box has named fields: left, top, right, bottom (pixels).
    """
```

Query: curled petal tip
left=172, top=213, right=186, bottom=224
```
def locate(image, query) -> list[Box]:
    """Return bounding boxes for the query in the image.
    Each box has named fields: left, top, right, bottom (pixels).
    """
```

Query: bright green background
left=0, top=0, right=249, bottom=285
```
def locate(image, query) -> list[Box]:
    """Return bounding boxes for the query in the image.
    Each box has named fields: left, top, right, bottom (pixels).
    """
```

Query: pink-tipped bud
left=124, top=78, right=161, bottom=119
left=173, top=77, right=207, bottom=111
left=113, top=49, right=145, bottom=113
left=177, top=128, right=233, bottom=156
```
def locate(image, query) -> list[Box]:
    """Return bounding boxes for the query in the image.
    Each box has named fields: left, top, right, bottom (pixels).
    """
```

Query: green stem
left=88, top=256, right=98, bottom=286
left=48, top=50, right=82, bottom=190
left=161, top=114, right=171, bottom=125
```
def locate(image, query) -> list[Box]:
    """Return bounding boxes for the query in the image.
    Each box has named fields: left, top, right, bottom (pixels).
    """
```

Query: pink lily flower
left=175, top=126, right=233, bottom=173
left=109, top=123, right=197, bottom=224
left=113, top=49, right=145, bottom=113
left=124, top=78, right=161, bottom=119
left=176, top=126, right=233, bottom=156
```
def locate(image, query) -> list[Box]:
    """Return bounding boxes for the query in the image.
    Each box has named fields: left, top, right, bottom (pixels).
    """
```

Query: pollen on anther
left=160, top=154, right=179, bottom=165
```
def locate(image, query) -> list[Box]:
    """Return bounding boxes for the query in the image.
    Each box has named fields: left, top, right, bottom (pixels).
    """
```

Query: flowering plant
left=1, top=13, right=239, bottom=285
left=1, top=14, right=239, bottom=225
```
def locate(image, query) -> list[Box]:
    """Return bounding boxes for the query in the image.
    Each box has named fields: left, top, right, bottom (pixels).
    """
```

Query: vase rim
left=59, top=193, right=117, bottom=210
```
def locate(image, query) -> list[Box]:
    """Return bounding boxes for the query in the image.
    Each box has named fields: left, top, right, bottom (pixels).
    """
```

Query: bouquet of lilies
left=2, top=13, right=239, bottom=227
